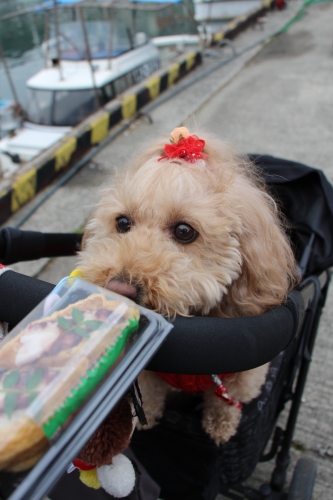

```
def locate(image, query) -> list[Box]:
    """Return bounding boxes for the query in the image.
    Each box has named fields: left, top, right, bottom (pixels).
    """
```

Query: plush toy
left=70, top=384, right=147, bottom=498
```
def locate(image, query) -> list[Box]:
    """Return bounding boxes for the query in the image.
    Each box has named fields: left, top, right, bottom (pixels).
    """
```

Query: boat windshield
left=26, top=88, right=99, bottom=126
left=49, top=21, right=132, bottom=60
left=53, top=90, right=98, bottom=126
left=26, top=89, right=53, bottom=126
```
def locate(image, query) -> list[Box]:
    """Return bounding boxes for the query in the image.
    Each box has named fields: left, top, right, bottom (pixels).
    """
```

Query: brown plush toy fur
left=79, top=398, right=133, bottom=467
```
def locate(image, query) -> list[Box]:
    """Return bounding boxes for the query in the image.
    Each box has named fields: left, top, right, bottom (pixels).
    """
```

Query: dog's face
left=79, top=137, right=296, bottom=317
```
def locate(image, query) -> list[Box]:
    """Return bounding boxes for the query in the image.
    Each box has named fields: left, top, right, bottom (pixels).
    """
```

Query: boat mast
left=78, top=6, right=100, bottom=110
left=107, top=4, right=115, bottom=70
left=53, top=0, right=64, bottom=80
left=44, top=10, right=49, bottom=68
left=0, top=45, right=20, bottom=107
left=131, top=2, right=137, bottom=47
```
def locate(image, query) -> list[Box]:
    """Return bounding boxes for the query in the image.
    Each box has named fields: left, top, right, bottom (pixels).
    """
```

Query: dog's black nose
left=106, top=279, right=139, bottom=300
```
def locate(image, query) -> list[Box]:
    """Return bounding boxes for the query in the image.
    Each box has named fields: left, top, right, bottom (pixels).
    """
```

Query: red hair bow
left=158, top=134, right=208, bottom=163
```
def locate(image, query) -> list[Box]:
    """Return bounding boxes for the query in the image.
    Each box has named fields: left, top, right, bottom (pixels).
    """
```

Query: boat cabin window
left=26, top=88, right=104, bottom=127
left=26, top=89, right=53, bottom=126
left=53, top=90, right=99, bottom=126
left=103, top=83, right=115, bottom=101
left=113, top=73, right=134, bottom=95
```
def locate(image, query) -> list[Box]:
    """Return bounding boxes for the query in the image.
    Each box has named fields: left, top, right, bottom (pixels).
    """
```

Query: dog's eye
left=173, top=223, right=198, bottom=243
left=116, top=216, right=132, bottom=234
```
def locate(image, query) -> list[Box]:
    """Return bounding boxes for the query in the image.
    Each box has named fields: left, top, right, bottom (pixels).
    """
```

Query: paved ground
left=3, top=0, right=333, bottom=497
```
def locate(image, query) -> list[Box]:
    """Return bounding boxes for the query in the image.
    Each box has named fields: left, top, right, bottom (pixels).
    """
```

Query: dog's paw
left=135, top=394, right=165, bottom=430
left=137, top=371, right=170, bottom=430
left=202, top=408, right=241, bottom=444
left=202, top=389, right=242, bottom=444
left=136, top=418, right=159, bottom=431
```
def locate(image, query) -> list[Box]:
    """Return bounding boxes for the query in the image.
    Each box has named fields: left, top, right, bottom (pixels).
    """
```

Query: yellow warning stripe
left=122, top=94, right=137, bottom=120
left=11, top=169, right=37, bottom=213
left=186, top=52, right=196, bottom=71
left=214, top=32, right=225, bottom=42
left=90, top=113, right=110, bottom=145
left=146, top=76, right=161, bottom=100
left=168, top=63, right=180, bottom=87
left=54, top=137, right=77, bottom=171
left=214, top=0, right=270, bottom=44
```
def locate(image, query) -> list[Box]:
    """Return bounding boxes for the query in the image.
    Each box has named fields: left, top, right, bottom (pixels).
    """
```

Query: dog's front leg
left=223, top=364, right=270, bottom=403
left=137, top=371, right=171, bottom=429
left=202, top=364, right=269, bottom=444
left=202, top=389, right=242, bottom=444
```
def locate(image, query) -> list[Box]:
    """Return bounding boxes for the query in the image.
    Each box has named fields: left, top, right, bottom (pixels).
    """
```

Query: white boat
left=26, top=22, right=160, bottom=127
left=0, top=20, right=160, bottom=175
left=194, top=0, right=262, bottom=23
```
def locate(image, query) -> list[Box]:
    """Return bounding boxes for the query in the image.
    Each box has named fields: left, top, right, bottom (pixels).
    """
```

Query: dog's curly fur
left=78, top=132, right=298, bottom=444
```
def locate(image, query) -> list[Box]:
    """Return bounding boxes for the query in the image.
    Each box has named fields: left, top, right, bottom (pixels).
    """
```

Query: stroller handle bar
left=0, top=269, right=324, bottom=374
left=0, top=227, right=82, bottom=265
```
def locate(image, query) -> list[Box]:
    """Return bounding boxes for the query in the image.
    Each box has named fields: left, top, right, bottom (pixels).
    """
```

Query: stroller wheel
left=286, top=458, right=317, bottom=500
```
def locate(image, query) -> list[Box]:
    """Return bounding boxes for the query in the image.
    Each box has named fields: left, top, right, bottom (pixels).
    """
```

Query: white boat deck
left=0, top=126, right=68, bottom=163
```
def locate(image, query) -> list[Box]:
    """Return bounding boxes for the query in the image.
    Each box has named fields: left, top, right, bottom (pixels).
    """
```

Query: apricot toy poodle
left=78, top=127, right=297, bottom=444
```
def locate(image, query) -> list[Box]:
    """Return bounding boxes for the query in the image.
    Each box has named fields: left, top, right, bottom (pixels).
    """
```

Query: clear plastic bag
left=0, top=278, right=142, bottom=471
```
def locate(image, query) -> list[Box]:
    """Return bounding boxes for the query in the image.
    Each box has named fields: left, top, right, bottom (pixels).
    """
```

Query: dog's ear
left=225, top=182, right=298, bottom=317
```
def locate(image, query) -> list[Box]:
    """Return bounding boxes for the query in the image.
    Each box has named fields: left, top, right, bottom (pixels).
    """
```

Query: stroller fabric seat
left=249, top=154, right=333, bottom=275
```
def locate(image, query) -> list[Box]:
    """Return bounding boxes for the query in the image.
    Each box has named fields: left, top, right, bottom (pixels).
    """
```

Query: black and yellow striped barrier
left=0, top=51, right=201, bottom=224
left=212, top=0, right=274, bottom=44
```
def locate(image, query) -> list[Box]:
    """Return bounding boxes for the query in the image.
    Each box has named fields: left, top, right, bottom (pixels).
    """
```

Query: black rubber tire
left=286, top=458, right=317, bottom=500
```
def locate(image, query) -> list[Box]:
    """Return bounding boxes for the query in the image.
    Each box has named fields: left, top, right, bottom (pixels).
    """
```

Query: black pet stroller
left=0, top=155, right=332, bottom=500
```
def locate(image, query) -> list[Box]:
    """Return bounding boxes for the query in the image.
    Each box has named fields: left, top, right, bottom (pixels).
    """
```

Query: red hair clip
left=158, top=127, right=209, bottom=163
